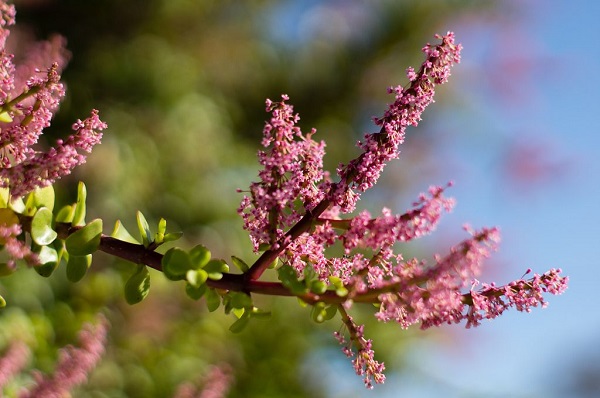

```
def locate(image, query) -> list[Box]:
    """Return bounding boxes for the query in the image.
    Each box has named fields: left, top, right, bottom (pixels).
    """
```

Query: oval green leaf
left=65, top=219, right=103, bottom=256
left=72, top=182, right=87, bottom=227
left=32, top=185, right=55, bottom=212
left=206, top=288, right=220, bottom=312
left=190, top=245, right=211, bottom=269
left=34, top=245, right=59, bottom=277
left=31, top=207, right=58, bottom=245
left=186, top=269, right=208, bottom=288
left=125, top=265, right=151, bottom=305
left=203, top=259, right=229, bottom=280
left=185, top=282, right=207, bottom=300
left=66, top=254, right=92, bottom=282
left=55, top=205, right=75, bottom=223
left=155, top=218, right=167, bottom=244
left=136, top=211, right=152, bottom=247
left=229, top=291, right=253, bottom=309
left=162, top=247, right=192, bottom=280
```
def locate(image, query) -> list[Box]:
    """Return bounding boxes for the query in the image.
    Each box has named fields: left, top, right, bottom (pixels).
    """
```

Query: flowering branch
left=0, top=0, right=568, bottom=391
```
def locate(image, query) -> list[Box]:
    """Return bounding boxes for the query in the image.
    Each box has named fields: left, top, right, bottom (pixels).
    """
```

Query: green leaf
left=310, top=303, right=337, bottom=323
left=162, top=247, right=192, bottom=280
left=229, top=311, right=251, bottom=333
left=136, top=211, right=152, bottom=247
left=189, top=245, right=211, bottom=269
left=0, top=110, right=12, bottom=123
left=203, top=259, right=229, bottom=281
left=66, top=254, right=92, bottom=282
left=206, top=288, right=220, bottom=312
left=162, top=232, right=183, bottom=243
left=8, top=197, right=24, bottom=213
left=32, top=185, right=55, bottom=212
left=72, top=182, right=87, bottom=227
left=309, top=280, right=328, bottom=295
left=65, top=219, right=102, bottom=256
left=278, top=264, right=308, bottom=295
left=229, top=291, right=253, bottom=309
left=31, top=207, right=57, bottom=245
left=111, top=220, right=140, bottom=244
left=0, top=187, right=9, bottom=208
left=328, top=276, right=348, bottom=297
left=155, top=218, right=167, bottom=244
left=55, top=205, right=75, bottom=223
left=322, top=304, right=338, bottom=321
left=185, top=282, right=207, bottom=300
left=0, top=294, right=5, bottom=308
left=34, top=245, right=59, bottom=277
left=250, top=307, right=272, bottom=318
left=124, top=265, right=151, bottom=305
left=186, top=269, right=208, bottom=288
left=231, top=256, right=249, bottom=272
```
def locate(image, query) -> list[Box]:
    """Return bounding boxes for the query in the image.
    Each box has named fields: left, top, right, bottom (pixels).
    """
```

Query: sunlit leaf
left=31, top=207, right=57, bottom=245
left=32, top=185, right=55, bottom=212
left=65, top=219, right=103, bottom=256
left=34, top=245, right=59, bottom=277
left=136, top=211, right=152, bottom=247
left=72, top=182, right=87, bottom=227
left=186, top=269, right=208, bottom=287
left=189, top=245, right=211, bottom=269
left=111, top=220, right=140, bottom=244
left=55, top=205, right=75, bottom=223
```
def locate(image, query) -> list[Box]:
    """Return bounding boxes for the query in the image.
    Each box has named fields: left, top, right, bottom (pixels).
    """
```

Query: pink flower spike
left=20, top=314, right=109, bottom=398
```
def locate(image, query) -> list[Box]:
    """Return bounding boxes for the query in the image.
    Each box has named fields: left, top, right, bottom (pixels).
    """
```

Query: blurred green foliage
left=2, top=0, right=498, bottom=396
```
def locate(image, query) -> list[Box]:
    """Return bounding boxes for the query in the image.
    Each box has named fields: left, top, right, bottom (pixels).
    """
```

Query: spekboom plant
left=0, top=0, right=567, bottom=393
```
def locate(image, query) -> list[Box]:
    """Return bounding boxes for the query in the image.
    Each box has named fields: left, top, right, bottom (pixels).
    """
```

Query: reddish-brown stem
left=244, top=197, right=332, bottom=281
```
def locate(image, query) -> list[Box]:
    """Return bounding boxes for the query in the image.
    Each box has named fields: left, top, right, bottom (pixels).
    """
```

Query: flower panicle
left=333, top=32, right=462, bottom=213
left=0, top=7, right=106, bottom=199
left=336, top=312, right=386, bottom=389
left=238, top=95, right=327, bottom=251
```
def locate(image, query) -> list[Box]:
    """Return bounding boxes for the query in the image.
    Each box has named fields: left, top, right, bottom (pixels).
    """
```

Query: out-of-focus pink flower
left=20, top=314, right=109, bottom=398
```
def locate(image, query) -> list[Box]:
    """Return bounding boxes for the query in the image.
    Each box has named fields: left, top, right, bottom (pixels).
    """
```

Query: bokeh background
left=0, top=0, right=597, bottom=397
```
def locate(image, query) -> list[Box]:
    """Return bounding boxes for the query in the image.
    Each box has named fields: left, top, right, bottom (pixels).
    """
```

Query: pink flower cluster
left=335, top=316, right=385, bottom=389
left=0, top=1, right=106, bottom=198
left=466, top=268, right=568, bottom=328
left=20, top=315, right=108, bottom=398
left=240, top=32, right=568, bottom=387
left=0, top=224, right=38, bottom=267
left=238, top=95, right=326, bottom=251
left=173, top=364, right=233, bottom=398
left=333, top=33, right=462, bottom=212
